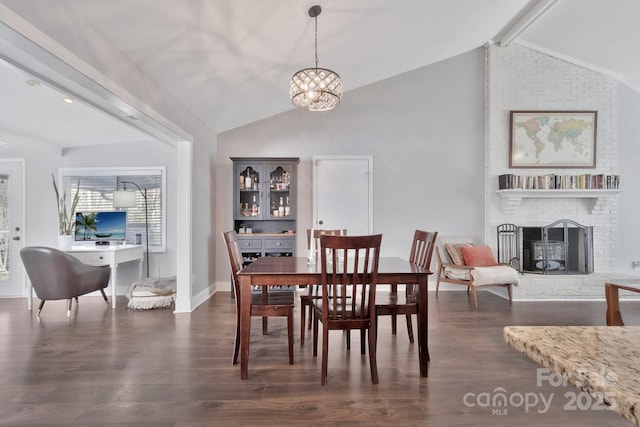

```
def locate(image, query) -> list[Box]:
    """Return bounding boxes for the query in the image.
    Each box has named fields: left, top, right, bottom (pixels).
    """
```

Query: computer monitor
left=74, top=211, right=127, bottom=242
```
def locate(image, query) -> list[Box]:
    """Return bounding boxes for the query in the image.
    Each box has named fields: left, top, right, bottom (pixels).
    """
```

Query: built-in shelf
left=496, top=189, right=621, bottom=214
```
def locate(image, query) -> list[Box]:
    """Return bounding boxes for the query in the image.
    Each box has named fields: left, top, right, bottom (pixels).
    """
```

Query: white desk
left=65, top=245, right=144, bottom=308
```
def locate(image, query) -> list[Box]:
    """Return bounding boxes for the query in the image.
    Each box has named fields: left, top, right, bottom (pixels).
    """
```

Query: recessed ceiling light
left=63, top=97, right=73, bottom=104
left=25, top=79, right=41, bottom=87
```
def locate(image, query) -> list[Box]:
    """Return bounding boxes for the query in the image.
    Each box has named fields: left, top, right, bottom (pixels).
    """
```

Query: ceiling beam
left=0, top=5, right=191, bottom=145
left=492, top=0, right=557, bottom=47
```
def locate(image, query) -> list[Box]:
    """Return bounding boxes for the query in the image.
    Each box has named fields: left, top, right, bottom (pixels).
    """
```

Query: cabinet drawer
left=265, top=238, right=294, bottom=250
left=238, top=239, right=262, bottom=250
left=68, top=251, right=110, bottom=266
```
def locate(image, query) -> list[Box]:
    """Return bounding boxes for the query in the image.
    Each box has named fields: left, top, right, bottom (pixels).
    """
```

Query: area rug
left=126, top=276, right=176, bottom=310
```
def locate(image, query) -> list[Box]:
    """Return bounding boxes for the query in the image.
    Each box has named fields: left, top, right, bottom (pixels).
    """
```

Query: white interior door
left=312, top=156, right=373, bottom=235
left=0, top=160, right=24, bottom=297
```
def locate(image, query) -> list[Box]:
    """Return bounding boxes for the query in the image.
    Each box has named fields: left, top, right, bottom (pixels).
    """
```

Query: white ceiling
left=0, top=0, right=638, bottom=150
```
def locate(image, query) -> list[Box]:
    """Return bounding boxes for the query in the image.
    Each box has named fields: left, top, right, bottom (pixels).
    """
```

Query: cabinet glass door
left=237, top=164, right=263, bottom=220
left=267, top=164, right=292, bottom=219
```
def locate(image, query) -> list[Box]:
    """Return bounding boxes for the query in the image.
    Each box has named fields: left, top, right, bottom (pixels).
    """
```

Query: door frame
left=312, top=155, right=374, bottom=234
left=0, top=159, right=26, bottom=298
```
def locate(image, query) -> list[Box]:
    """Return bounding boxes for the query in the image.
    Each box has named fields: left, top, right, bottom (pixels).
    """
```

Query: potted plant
left=52, top=174, right=80, bottom=249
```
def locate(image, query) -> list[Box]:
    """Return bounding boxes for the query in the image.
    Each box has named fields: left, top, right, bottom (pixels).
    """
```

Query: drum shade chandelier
left=290, top=5, right=342, bottom=111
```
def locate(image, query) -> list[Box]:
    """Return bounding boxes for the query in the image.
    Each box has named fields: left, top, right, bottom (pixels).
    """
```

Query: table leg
left=111, top=264, right=118, bottom=309
left=27, top=281, right=32, bottom=311
left=417, top=274, right=429, bottom=377
left=605, top=284, right=624, bottom=326
left=240, top=275, right=252, bottom=380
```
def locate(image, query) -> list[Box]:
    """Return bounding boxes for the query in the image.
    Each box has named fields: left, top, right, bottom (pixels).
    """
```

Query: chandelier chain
left=314, top=13, right=318, bottom=69
left=290, top=4, right=342, bottom=111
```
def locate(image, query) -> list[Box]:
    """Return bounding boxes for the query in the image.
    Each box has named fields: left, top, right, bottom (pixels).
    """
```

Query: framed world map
left=509, top=111, right=597, bottom=168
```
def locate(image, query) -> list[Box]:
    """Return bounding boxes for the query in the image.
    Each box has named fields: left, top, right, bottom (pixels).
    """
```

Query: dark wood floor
left=0, top=290, right=637, bottom=426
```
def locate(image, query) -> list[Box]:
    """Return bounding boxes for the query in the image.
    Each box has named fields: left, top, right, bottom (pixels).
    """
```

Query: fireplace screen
left=531, top=240, right=565, bottom=271
left=499, top=219, right=593, bottom=275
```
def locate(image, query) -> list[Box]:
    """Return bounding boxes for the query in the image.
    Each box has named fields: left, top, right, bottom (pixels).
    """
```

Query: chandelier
left=290, top=5, right=342, bottom=111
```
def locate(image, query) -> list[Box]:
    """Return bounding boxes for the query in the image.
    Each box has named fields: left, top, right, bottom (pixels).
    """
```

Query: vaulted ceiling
left=0, top=0, right=638, bottom=150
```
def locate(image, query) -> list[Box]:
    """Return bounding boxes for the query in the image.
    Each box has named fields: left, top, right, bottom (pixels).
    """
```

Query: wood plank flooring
left=0, top=290, right=637, bottom=426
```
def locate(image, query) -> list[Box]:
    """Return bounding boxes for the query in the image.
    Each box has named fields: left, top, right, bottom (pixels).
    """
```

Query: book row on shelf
left=498, top=173, right=620, bottom=190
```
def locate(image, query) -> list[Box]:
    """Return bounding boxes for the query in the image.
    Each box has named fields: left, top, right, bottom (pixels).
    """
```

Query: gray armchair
left=20, top=246, right=111, bottom=318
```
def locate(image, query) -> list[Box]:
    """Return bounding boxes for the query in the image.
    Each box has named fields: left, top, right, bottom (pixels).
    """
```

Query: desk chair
left=20, top=246, right=110, bottom=318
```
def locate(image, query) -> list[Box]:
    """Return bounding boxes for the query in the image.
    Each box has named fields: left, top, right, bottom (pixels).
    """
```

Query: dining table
left=237, top=256, right=431, bottom=380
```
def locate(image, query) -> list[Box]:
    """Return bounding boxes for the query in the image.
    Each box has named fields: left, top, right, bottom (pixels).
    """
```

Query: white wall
left=486, top=43, right=618, bottom=272
left=59, top=141, right=177, bottom=285
left=617, top=84, right=640, bottom=271
left=215, top=49, right=487, bottom=289
left=485, top=43, right=640, bottom=300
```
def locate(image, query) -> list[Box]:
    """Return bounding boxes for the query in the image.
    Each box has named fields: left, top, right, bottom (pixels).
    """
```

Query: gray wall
left=215, top=49, right=486, bottom=288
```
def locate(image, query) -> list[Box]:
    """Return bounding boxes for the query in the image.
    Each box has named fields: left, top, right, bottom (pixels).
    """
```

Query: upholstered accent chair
left=20, top=246, right=111, bottom=318
left=435, top=237, right=519, bottom=309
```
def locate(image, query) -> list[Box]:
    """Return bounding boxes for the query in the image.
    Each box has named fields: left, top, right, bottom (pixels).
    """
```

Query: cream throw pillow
left=445, top=243, right=474, bottom=265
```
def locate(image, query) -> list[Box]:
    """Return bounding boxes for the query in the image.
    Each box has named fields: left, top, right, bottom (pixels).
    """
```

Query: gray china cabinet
left=231, top=157, right=299, bottom=264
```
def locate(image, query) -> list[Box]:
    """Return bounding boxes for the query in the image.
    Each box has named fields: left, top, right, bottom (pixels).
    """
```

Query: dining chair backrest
left=306, top=228, right=347, bottom=250
left=409, top=230, right=438, bottom=270
left=222, top=230, right=244, bottom=296
left=319, top=234, right=382, bottom=322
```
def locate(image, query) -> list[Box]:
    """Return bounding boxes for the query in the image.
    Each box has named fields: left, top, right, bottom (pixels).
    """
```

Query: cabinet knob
left=277, top=242, right=282, bottom=246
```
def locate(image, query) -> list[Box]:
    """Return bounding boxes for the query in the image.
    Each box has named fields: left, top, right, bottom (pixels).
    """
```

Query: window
left=60, top=167, right=166, bottom=251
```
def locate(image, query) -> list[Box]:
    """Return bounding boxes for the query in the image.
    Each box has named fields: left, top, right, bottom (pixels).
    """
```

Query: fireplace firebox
left=498, top=219, right=593, bottom=275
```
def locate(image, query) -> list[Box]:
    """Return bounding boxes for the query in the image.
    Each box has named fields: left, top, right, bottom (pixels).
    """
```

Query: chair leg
left=67, top=299, right=73, bottom=318
left=435, top=276, right=441, bottom=298
left=287, top=309, right=294, bottom=365
left=307, top=303, right=313, bottom=329
left=368, top=325, right=379, bottom=384
left=36, top=300, right=45, bottom=317
left=360, top=329, right=366, bottom=355
left=405, top=314, right=414, bottom=343
left=262, top=317, right=268, bottom=335
left=390, top=284, right=397, bottom=335
left=346, top=330, right=351, bottom=350
left=313, top=313, right=319, bottom=357
left=321, top=324, right=329, bottom=386
left=233, top=312, right=241, bottom=365
left=470, top=287, right=478, bottom=309
left=300, top=301, right=306, bottom=347
left=507, top=285, right=513, bottom=304
left=99, top=289, right=109, bottom=304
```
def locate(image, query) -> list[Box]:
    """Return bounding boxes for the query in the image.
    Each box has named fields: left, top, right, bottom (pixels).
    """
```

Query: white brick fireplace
left=485, top=43, right=630, bottom=300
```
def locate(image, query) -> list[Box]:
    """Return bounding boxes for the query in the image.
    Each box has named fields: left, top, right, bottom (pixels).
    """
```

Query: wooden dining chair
left=375, top=230, right=437, bottom=344
left=312, top=234, right=382, bottom=386
left=222, top=231, right=295, bottom=365
left=299, top=228, right=347, bottom=346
